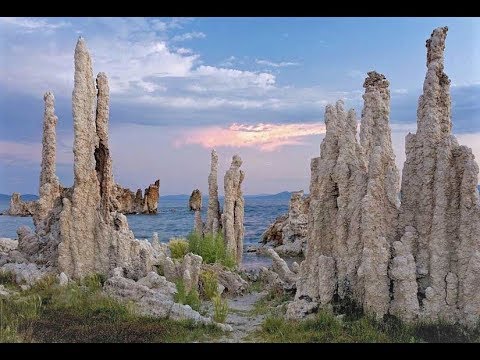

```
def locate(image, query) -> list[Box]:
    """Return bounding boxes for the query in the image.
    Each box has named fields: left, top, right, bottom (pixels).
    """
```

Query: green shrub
left=187, top=231, right=236, bottom=269
left=200, top=270, right=219, bottom=300
left=262, top=314, right=286, bottom=334
left=186, top=289, right=201, bottom=312
left=174, top=279, right=201, bottom=312
left=81, top=273, right=104, bottom=291
left=212, top=295, right=229, bottom=324
left=168, top=238, right=190, bottom=259
left=0, top=270, right=17, bottom=288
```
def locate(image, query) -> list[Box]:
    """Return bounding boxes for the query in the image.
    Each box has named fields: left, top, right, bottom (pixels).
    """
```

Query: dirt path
left=215, top=290, right=267, bottom=342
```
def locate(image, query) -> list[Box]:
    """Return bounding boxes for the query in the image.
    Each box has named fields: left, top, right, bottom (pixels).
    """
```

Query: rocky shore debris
left=261, top=190, right=309, bottom=256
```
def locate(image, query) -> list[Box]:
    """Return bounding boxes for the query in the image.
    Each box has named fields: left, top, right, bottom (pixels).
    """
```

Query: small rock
left=58, top=272, right=69, bottom=286
left=112, top=267, right=124, bottom=277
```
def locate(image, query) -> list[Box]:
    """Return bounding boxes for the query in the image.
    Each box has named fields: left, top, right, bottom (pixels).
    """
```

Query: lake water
left=0, top=196, right=290, bottom=267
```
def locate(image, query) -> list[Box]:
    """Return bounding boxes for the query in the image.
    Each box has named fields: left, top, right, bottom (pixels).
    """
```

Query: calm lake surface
left=0, top=196, right=290, bottom=267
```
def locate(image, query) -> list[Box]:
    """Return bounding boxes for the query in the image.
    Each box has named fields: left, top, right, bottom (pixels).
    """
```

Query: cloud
left=256, top=59, right=300, bottom=68
left=0, top=17, right=69, bottom=32
left=0, top=17, right=368, bottom=123
left=392, top=88, right=408, bottom=95
left=176, top=47, right=194, bottom=55
left=347, top=69, right=365, bottom=79
left=219, top=56, right=236, bottom=67
left=176, top=122, right=326, bottom=151
left=0, top=140, right=72, bottom=166
left=171, top=31, right=206, bottom=42
left=191, top=65, right=276, bottom=90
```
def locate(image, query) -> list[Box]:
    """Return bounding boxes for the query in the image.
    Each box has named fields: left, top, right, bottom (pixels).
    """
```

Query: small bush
left=212, top=295, right=229, bottom=324
left=186, top=289, right=201, bottom=312
left=81, top=273, right=104, bottom=291
left=174, top=279, right=187, bottom=303
left=168, top=238, right=190, bottom=259
left=200, top=270, right=219, bottom=300
left=262, top=314, right=285, bottom=334
left=187, top=231, right=236, bottom=269
left=174, top=279, right=201, bottom=312
left=0, top=270, right=16, bottom=287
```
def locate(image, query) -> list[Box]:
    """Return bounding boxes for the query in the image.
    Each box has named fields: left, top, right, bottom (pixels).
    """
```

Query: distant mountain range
left=0, top=194, right=38, bottom=201
left=160, top=191, right=296, bottom=201
left=2, top=188, right=479, bottom=202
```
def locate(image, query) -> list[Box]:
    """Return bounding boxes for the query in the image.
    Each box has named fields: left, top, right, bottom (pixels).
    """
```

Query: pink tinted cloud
left=176, top=122, right=326, bottom=151
left=0, top=141, right=41, bottom=164
left=0, top=140, right=72, bottom=165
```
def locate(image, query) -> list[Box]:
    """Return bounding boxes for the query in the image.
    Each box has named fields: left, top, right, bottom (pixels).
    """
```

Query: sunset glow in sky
left=0, top=17, right=479, bottom=195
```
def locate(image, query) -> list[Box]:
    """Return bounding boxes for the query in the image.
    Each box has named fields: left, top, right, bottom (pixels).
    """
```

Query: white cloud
left=347, top=69, right=365, bottom=79
left=256, top=59, right=300, bottom=68
left=219, top=56, right=236, bottom=67
left=392, top=88, right=408, bottom=95
left=0, top=17, right=69, bottom=31
left=150, top=19, right=167, bottom=32
left=171, top=31, right=206, bottom=42
left=192, top=65, right=276, bottom=90
left=176, top=47, right=194, bottom=55
left=0, top=18, right=372, bottom=117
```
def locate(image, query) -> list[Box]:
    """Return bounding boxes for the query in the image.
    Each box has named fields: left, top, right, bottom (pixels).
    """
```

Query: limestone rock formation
left=291, top=100, right=366, bottom=314
left=201, top=263, right=248, bottom=296
left=189, top=189, right=203, bottom=235
left=261, top=191, right=309, bottom=256
left=398, top=26, right=480, bottom=327
left=17, top=226, right=40, bottom=260
left=104, top=270, right=232, bottom=331
left=33, top=37, right=159, bottom=280
left=0, top=238, right=18, bottom=253
left=265, top=248, right=298, bottom=289
left=34, top=92, right=62, bottom=234
left=261, top=214, right=287, bottom=246
left=223, top=155, right=245, bottom=266
left=289, top=73, right=400, bottom=320
left=357, top=70, right=400, bottom=319
left=143, top=180, right=160, bottom=214
left=288, top=26, right=480, bottom=328
left=4, top=193, right=36, bottom=216
left=205, top=149, right=222, bottom=235
left=112, top=179, right=160, bottom=215
left=112, top=186, right=138, bottom=213
left=389, top=238, right=419, bottom=322
left=0, top=262, right=51, bottom=286
left=94, top=73, right=114, bottom=221
left=162, top=253, right=203, bottom=293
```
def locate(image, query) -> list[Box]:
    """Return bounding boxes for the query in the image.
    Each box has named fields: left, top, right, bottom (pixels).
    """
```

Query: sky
left=0, top=17, right=479, bottom=196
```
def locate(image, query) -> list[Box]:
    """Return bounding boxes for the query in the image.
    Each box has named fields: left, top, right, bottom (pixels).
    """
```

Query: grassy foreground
left=0, top=273, right=221, bottom=343
left=249, top=286, right=480, bottom=343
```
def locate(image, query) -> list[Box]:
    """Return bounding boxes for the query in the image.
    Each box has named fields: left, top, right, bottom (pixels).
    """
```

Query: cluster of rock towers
left=189, top=151, right=245, bottom=266
left=287, top=27, right=480, bottom=328
left=19, top=37, right=162, bottom=280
